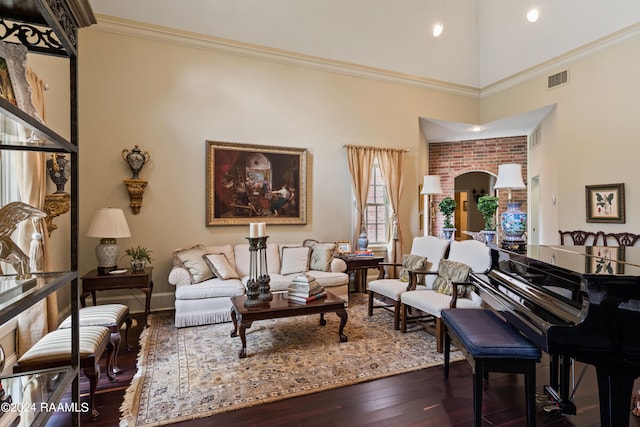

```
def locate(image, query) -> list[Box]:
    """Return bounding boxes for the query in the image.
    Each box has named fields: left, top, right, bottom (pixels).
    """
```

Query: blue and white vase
left=501, top=202, right=527, bottom=241
left=357, top=231, right=369, bottom=250
left=481, top=230, right=497, bottom=247
left=443, top=227, right=456, bottom=241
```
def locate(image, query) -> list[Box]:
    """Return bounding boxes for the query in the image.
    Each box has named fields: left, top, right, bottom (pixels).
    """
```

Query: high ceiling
left=86, top=0, right=640, bottom=141
left=88, top=0, right=640, bottom=88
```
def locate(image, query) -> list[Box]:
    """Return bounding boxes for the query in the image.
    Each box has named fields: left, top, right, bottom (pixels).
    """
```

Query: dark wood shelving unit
left=0, top=1, right=95, bottom=425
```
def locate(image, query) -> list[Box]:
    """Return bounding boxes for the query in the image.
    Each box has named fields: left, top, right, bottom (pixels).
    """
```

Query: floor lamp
left=420, top=175, right=443, bottom=236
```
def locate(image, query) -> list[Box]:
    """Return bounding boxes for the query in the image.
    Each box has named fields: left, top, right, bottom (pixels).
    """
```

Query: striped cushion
left=18, top=326, right=110, bottom=364
left=401, top=289, right=482, bottom=317
left=58, top=304, right=128, bottom=329
left=369, top=279, right=427, bottom=300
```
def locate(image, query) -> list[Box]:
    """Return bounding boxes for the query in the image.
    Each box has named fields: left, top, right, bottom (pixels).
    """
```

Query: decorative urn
left=46, top=153, right=70, bottom=193
left=122, top=145, right=150, bottom=179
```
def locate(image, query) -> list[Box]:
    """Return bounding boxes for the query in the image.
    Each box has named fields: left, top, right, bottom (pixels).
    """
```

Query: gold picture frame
left=336, top=241, right=352, bottom=254
left=206, top=141, right=307, bottom=225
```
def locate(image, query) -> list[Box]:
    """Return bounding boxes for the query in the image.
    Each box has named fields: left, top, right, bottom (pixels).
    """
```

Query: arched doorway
left=454, top=171, right=496, bottom=239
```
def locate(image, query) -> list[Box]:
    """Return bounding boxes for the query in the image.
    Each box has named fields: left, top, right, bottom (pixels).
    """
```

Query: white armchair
left=400, top=239, right=492, bottom=352
left=367, top=236, right=450, bottom=330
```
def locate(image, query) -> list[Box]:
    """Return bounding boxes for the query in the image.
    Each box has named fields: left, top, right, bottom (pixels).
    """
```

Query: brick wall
left=428, top=136, right=527, bottom=237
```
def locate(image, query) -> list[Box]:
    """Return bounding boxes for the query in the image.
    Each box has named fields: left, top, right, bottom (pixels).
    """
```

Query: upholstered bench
left=13, top=326, right=115, bottom=421
left=58, top=303, right=132, bottom=374
left=441, top=309, right=541, bottom=427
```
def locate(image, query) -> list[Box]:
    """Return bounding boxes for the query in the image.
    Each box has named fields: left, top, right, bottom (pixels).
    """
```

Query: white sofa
left=168, top=240, right=349, bottom=327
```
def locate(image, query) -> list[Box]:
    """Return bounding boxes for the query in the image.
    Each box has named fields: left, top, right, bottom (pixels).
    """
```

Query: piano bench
left=441, top=309, right=541, bottom=427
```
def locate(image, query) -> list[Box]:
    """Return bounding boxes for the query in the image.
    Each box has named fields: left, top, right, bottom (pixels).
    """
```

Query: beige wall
left=480, top=33, right=640, bottom=244
left=71, top=24, right=478, bottom=312
left=28, top=21, right=640, bottom=314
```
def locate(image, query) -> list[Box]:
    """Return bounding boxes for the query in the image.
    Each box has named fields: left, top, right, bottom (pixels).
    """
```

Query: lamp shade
left=420, top=175, right=443, bottom=195
left=493, top=164, right=525, bottom=190
left=87, top=208, right=131, bottom=238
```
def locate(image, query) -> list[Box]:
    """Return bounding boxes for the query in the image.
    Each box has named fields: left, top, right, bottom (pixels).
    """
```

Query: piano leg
left=544, top=354, right=577, bottom=415
left=559, top=355, right=574, bottom=411
left=595, top=367, right=635, bottom=427
left=549, top=354, right=559, bottom=392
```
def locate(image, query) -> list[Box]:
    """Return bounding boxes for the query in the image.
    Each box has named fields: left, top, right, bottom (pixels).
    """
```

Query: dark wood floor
left=46, top=311, right=640, bottom=426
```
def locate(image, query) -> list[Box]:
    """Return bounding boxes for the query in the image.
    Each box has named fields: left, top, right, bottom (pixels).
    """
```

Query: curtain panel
left=345, top=145, right=406, bottom=274
left=14, top=67, right=56, bottom=356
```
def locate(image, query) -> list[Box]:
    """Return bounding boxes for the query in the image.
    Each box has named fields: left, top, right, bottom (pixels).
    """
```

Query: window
left=0, top=151, right=19, bottom=206
left=364, top=159, right=389, bottom=244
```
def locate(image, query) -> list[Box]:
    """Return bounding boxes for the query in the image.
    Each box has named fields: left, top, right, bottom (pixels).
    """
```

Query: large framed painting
left=585, top=183, right=625, bottom=223
left=206, top=141, right=307, bottom=225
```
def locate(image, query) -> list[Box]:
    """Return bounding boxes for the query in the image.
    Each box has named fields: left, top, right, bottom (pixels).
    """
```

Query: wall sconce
left=420, top=175, right=443, bottom=236
left=43, top=193, right=70, bottom=237
left=122, top=145, right=150, bottom=214
left=472, top=188, right=486, bottom=203
left=43, top=153, right=71, bottom=236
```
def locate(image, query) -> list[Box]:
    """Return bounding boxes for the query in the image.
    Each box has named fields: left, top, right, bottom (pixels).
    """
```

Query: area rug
left=119, top=293, right=462, bottom=426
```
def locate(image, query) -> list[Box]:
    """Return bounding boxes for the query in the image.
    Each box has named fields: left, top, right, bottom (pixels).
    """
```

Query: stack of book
left=288, top=274, right=327, bottom=303
left=352, top=250, right=375, bottom=257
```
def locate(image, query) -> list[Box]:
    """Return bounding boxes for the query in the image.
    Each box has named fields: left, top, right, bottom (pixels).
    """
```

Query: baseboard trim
left=78, top=291, right=175, bottom=315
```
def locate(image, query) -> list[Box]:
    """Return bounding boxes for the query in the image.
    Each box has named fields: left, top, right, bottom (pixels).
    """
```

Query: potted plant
left=124, top=245, right=153, bottom=272
left=477, top=195, right=499, bottom=246
left=438, top=197, right=457, bottom=240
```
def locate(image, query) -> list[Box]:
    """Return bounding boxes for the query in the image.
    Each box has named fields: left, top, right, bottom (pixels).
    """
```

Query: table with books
left=340, top=251, right=385, bottom=293
left=229, top=273, right=348, bottom=358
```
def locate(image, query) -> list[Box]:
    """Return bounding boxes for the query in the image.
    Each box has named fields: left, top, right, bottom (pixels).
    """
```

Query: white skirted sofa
left=168, top=240, right=349, bottom=327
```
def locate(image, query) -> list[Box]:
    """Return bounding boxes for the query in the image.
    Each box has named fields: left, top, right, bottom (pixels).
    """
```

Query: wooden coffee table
left=230, top=291, right=348, bottom=358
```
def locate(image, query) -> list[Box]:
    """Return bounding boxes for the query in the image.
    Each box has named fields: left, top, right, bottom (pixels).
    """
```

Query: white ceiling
left=419, top=104, right=556, bottom=143
left=86, top=0, right=640, bottom=141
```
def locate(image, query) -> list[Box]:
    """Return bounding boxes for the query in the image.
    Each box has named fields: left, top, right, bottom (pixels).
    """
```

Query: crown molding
left=481, top=22, right=640, bottom=97
left=90, top=15, right=479, bottom=99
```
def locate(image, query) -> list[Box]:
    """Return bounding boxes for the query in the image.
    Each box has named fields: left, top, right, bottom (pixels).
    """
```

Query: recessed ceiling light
left=527, top=8, right=539, bottom=23
left=472, top=126, right=483, bottom=132
left=433, top=23, right=443, bottom=37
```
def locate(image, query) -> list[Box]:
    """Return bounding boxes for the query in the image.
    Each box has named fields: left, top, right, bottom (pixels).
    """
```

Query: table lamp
left=420, top=175, right=443, bottom=236
left=493, top=164, right=527, bottom=247
left=87, top=208, right=131, bottom=274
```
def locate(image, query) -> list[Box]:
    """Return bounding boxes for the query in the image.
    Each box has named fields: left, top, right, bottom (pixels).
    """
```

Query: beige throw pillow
left=304, top=241, right=337, bottom=272
left=172, top=245, right=213, bottom=283
left=203, top=253, right=239, bottom=280
left=398, top=254, right=428, bottom=284
left=280, top=246, right=311, bottom=275
left=433, top=259, right=471, bottom=297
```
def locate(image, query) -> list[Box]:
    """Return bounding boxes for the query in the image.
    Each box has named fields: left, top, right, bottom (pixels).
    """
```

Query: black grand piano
left=470, top=245, right=640, bottom=427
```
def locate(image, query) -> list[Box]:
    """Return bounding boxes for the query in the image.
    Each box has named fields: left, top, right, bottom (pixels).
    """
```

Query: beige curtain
left=377, top=147, right=405, bottom=271
left=15, top=67, right=57, bottom=356
left=346, top=145, right=375, bottom=246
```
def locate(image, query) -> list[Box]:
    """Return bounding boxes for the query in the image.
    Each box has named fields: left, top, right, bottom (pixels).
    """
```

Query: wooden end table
left=342, top=255, right=385, bottom=293
left=230, top=292, right=348, bottom=359
left=81, top=267, right=153, bottom=326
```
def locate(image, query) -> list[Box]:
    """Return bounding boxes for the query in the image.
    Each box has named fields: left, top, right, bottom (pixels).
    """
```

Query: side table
left=341, top=255, right=385, bottom=293
left=81, top=267, right=153, bottom=326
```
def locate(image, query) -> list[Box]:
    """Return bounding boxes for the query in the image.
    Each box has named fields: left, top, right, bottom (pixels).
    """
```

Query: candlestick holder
left=256, top=236, right=272, bottom=302
left=244, top=236, right=272, bottom=306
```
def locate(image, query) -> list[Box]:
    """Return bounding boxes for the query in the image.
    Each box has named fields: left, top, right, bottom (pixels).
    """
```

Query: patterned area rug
left=119, top=293, right=462, bottom=426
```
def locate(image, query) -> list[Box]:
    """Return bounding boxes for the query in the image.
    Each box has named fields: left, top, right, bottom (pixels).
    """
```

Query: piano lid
left=513, top=245, right=640, bottom=277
